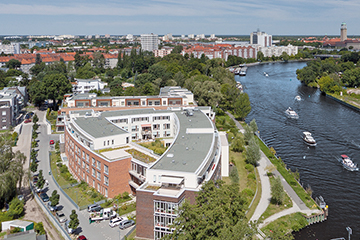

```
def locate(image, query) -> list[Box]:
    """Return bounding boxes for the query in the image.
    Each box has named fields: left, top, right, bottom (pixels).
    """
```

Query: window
left=154, top=101, right=160, bottom=106
left=82, top=151, right=85, bottom=159
left=153, top=124, right=160, bottom=130
left=92, top=168, right=95, bottom=177
left=97, top=161, right=101, bottom=170
left=2, top=118, right=5, bottom=123
left=153, top=175, right=156, bottom=183
left=82, top=161, right=85, bottom=169
left=92, top=158, right=95, bottom=167
left=97, top=171, right=101, bottom=181
left=163, top=123, right=170, bottom=129
left=107, top=140, right=109, bottom=145
left=142, top=101, right=146, bottom=105
left=105, top=188, right=108, bottom=198
left=93, top=180, right=95, bottom=187
left=104, top=141, right=106, bottom=146
left=104, top=176, right=109, bottom=186
left=132, top=126, right=138, bottom=132
left=86, top=164, right=89, bottom=173
left=97, top=183, right=100, bottom=192
left=148, top=101, right=152, bottom=106
left=104, top=165, right=109, bottom=175
left=2, top=111, right=5, bottom=116
left=86, top=154, right=89, bottom=162
left=163, top=100, right=166, bottom=105
left=112, top=140, right=114, bottom=145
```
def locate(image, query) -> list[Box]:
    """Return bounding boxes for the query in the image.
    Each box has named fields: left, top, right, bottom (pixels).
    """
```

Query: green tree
left=229, top=167, right=239, bottom=184
left=192, top=81, right=223, bottom=106
left=5, top=59, right=21, bottom=69
left=49, top=190, right=60, bottom=207
left=35, top=53, right=42, bottom=65
left=257, top=51, right=264, bottom=61
left=76, top=62, right=96, bottom=79
left=30, top=161, right=38, bottom=173
left=69, top=209, right=79, bottom=230
left=36, top=170, right=45, bottom=189
left=165, top=180, right=256, bottom=240
left=43, top=73, right=72, bottom=109
left=34, top=222, right=46, bottom=235
left=281, top=51, right=290, bottom=62
left=33, top=114, right=39, bottom=124
left=7, top=197, right=24, bottom=218
left=232, top=136, right=245, bottom=152
left=271, top=176, right=285, bottom=205
left=246, top=137, right=260, bottom=166
left=28, top=80, right=46, bottom=106
left=243, top=125, right=253, bottom=144
left=250, top=119, right=258, bottom=133
left=233, top=93, right=251, bottom=120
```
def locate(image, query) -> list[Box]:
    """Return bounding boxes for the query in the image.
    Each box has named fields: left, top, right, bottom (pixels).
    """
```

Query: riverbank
left=326, top=92, right=360, bottom=112
left=230, top=58, right=312, bottom=69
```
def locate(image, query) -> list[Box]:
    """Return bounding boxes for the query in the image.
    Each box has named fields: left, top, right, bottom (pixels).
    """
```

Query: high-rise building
left=140, top=33, right=159, bottom=52
left=341, top=22, right=347, bottom=42
left=250, top=29, right=272, bottom=47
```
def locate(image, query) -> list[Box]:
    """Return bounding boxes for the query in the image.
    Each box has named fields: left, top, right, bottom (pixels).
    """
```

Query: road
left=34, top=109, right=133, bottom=240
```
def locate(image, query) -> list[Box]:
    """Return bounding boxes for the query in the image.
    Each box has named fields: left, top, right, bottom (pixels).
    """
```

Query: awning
left=141, top=124, right=151, bottom=128
left=161, top=176, right=184, bottom=185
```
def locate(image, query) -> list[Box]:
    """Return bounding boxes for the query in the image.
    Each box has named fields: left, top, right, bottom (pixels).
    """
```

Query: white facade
left=259, top=44, right=298, bottom=57
left=0, top=43, right=20, bottom=54
left=72, top=78, right=108, bottom=94
left=250, top=30, right=272, bottom=47
left=141, top=34, right=159, bottom=52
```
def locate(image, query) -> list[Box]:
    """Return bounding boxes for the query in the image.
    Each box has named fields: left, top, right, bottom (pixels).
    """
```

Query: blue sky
left=1, top=0, right=359, bottom=36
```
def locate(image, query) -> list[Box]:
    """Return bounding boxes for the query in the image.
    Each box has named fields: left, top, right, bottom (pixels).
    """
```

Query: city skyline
left=1, top=0, right=360, bottom=36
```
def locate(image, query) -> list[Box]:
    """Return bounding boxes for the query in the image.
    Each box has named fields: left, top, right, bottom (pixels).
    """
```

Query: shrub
left=247, top=173, right=256, bottom=180
left=122, top=192, right=130, bottom=200
left=34, top=222, right=46, bottom=235
left=121, top=205, right=128, bottom=211
left=245, top=164, right=254, bottom=172
left=11, top=132, right=18, bottom=141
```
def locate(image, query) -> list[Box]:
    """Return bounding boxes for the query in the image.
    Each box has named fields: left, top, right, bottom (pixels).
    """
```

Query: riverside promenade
left=225, top=112, right=320, bottom=239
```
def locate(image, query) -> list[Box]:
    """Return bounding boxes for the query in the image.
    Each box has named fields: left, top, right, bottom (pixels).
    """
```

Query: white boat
left=302, top=132, right=316, bottom=146
left=264, top=72, right=269, bottom=77
left=285, top=107, right=299, bottom=119
left=295, top=95, right=301, bottom=101
left=339, top=155, right=359, bottom=171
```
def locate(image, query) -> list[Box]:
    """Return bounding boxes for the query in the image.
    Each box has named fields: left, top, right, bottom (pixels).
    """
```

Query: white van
left=109, top=217, right=124, bottom=228
left=87, top=204, right=101, bottom=212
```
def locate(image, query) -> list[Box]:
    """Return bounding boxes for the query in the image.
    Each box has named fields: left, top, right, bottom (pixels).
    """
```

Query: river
left=236, top=62, right=360, bottom=240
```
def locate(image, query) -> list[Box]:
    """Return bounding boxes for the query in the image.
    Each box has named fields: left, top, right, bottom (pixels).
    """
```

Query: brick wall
left=136, top=190, right=156, bottom=239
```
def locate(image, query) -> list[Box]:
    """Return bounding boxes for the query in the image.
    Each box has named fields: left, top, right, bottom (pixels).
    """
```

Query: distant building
left=188, top=34, right=195, bottom=39
left=126, top=34, right=134, bottom=41
left=153, top=47, right=173, bottom=58
left=340, top=22, right=347, bottom=42
left=72, top=78, right=108, bottom=94
left=210, top=34, right=216, bottom=39
left=258, top=44, right=298, bottom=57
left=0, top=43, right=20, bottom=54
left=250, top=29, right=272, bottom=47
left=141, top=33, right=159, bottom=52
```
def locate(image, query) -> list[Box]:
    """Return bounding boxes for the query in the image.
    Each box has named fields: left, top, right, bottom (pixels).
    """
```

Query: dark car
left=119, top=220, right=135, bottom=230
left=32, top=177, right=38, bottom=185
left=40, top=192, right=49, bottom=202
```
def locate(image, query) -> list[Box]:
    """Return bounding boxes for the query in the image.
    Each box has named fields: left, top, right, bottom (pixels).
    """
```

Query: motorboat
left=339, top=155, right=359, bottom=171
left=302, top=132, right=316, bottom=146
left=285, top=107, right=299, bottom=119
left=264, top=72, right=269, bottom=77
left=295, top=95, right=301, bottom=101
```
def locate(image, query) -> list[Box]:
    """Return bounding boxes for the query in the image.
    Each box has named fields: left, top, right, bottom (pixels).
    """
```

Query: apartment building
left=72, top=78, right=108, bottom=94
left=141, top=34, right=159, bottom=52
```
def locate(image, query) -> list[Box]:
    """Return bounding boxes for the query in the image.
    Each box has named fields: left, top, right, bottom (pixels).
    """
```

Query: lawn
left=125, top=149, right=157, bottom=163
left=138, top=140, right=167, bottom=155
left=261, top=212, right=308, bottom=237
left=259, top=176, right=293, bottom=221
left=256, top=137, right=318, bottom=209
left=50, top=152, right=105, bottom=208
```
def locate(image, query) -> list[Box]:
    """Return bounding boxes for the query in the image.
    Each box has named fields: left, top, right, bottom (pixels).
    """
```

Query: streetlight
left=346, top=226, right=352, bottom=240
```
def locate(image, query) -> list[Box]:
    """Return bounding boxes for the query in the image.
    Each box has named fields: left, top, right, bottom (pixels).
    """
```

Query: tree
left=0, top=135, right=24, bottom=205
left=5, top=59, right=21, bottom=69
left=69, top=209, right=79, bottom=230
left=281, top=51, right=290, bottom=62
left=7, top=197, right=24, bottom=218
left=34, top=222, right=46, bottom=235
left=49, top=190, right=60, bottom=207
left=232, top=136, right=245, bottom=152
left=250, top=119, right=258, bottom=133
left=75, top=62, right=96, bottom=79
left=33, top=114, right=39, bottom=124
left=257, top=51, right=264, bottom=61
left=165, top=180, right=256, bottom=240
left=35, top=54, right=42, bottom=65
left=28, top=80, right=46, bottom=106
left=36, top=170, right=45, bottom=189
left=43, top=73, right=72, bottom=109
left=233, top=93, right=251, bottom=120
left=30, top=161, right=38, bottom=173
left=271, top=176, right=285, bottom=205
left=243, top=125, right=253, bottom=144
left=246, top=137, right=260, bottom=166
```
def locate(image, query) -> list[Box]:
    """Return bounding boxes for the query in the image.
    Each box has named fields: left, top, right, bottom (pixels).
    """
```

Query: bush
left=34, top=222, right=46, bottom=235
left=245, top=164, right=254, bottom=172
left=229, top=167, right=239, bottom=184
left=11, top=132, right=18, bottom=141
left=122, top=192, right=130, bottom=200
left=7, top=198, right=24, bottom=219
left=247, top=173, right=256, bottom=180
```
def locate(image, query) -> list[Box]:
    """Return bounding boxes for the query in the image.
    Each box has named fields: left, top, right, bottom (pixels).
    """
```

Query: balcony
left=129, top=170, right=146, bottom=182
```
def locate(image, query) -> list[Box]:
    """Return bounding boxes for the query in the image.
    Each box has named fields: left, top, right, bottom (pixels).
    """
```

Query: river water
left=235, top=62, right=360, bottom=240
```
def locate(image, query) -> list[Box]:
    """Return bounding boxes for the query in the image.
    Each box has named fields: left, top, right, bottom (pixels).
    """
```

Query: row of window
left=71, top=157, right=109, bottom=187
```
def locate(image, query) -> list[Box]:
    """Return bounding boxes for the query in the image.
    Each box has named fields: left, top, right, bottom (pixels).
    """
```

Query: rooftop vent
left=186, top=147, right=189, bottom=150
left=172, top=160, right=175, bottom=163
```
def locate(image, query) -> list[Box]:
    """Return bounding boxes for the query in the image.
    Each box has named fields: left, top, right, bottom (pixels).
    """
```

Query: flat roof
left=151, top=110, right=215, bottom=173
left=100, top=149, right=131, bottom=161
left=74, top=116, right=127, bottom=138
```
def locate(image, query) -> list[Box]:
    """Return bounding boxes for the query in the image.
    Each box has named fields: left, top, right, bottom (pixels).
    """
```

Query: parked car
left=56, top=211, right=67, bottom=223
left=32, top=177, right=38, bottom=185
left=109, top=217, right=124, bottom=228
left=17, top=195, right=24, bottom=202
left=49, top=140, right=55, bottom=145
left=119, top=220, right=135, bottom=230
left=77, top=236, right=87, bottom=240
left=39, top=192, right=49, bottom=202
left=87, top=203, right=101, bottom=212
left=47, top=201, right=58, bottom=211
left=65, top=220, right=75, bottom=234
left=24, top=119, right=31, bottom=123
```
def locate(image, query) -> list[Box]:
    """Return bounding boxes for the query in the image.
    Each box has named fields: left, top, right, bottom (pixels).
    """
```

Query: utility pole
left=346, top=226, right=352, bottom=240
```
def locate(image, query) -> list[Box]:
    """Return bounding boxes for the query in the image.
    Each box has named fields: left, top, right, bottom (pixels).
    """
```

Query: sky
left=1, top=0, right=360, bottom=36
